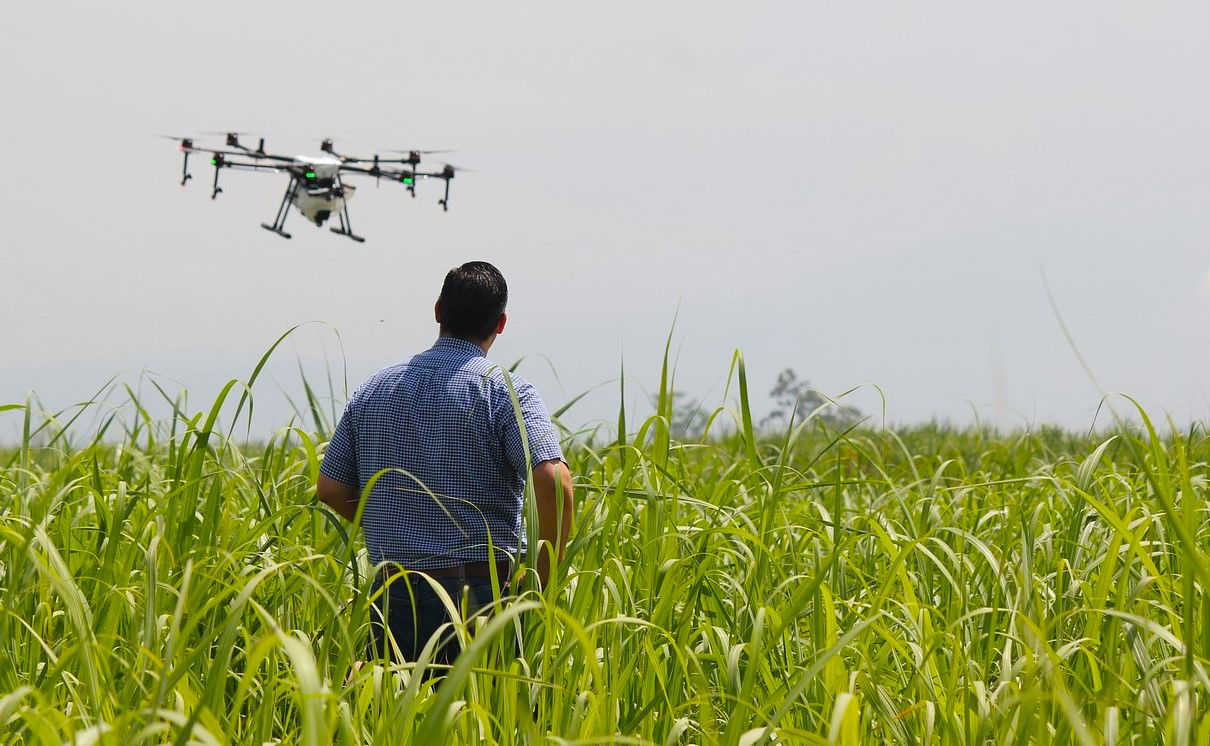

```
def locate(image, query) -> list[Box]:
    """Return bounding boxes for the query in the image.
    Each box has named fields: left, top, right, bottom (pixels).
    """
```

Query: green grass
left=0, top=345, right=1207, bottom=744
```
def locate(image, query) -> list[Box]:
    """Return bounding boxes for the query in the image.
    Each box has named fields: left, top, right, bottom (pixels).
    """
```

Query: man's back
left=317, top=261, right=573, bottom=663
left=321, top=337, right=563, bottom=569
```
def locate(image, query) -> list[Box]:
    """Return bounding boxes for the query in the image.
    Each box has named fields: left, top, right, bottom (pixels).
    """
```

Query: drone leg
left=329, top=175, right=366, bottom=242
left=278, top=182, right=297, bottom=227
left=180, top=151, right=192, bottom=186
left=210, top=162, right=224, bottom=199
left=329, top=201, right=366, bottom=243
left=437, top=179, right=450, bottom=212
left=260, top=180, right=296, bottom=239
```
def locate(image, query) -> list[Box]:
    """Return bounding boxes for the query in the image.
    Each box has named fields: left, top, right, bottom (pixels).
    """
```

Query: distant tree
left=653, top=389, right=710, bottom=441
left=761, top=368, right=861, bottom=430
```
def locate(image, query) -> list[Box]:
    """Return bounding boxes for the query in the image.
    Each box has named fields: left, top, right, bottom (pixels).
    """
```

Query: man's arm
left=532, top=458, right=573, bottom=587
left=495, top=373, right=570, bottom=586
left=317, top=473, right=361, bottom=522
left=318, top=391, right=361, bottom=522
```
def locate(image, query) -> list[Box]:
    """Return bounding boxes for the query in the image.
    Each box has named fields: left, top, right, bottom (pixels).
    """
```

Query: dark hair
left=438, top=261, right=508, bottom=341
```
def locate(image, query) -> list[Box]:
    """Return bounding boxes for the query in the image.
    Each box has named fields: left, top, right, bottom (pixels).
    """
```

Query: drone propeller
left=157, top=135, right=199, bottom=184
left=197, top=130, right=263, bottom=137
left=385, top=149, right=454, bottom=166
left=440, top=163, right=474, bottom=174
left=155, top=134, right=196, bottom=150
left=322, top=138, right=376, bottom=160
left=194, top=131, right=265, bottom=149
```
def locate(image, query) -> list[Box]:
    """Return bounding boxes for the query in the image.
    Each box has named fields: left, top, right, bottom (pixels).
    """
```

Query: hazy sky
left=2, top=2, right=1208, bottom=436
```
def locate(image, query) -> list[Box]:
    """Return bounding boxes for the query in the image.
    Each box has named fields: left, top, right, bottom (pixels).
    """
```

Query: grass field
left=1, top=345, right=1207, bottom=744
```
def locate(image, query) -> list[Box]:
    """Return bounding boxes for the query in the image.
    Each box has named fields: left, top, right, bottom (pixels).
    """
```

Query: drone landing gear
left=438, top=177, right=451, bottom=212
left=330, top=226, right=366, bottom=243
left=329, top=182, right=365, bottom=243
left=261, top=179, right=298, bottom=239
left=180, top=149, right=193, bottom=186
left=260, top=224, right=292, bottom=239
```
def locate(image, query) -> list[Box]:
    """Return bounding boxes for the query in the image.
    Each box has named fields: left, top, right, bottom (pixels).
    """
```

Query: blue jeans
left=368, top=573, right=504, bottom=666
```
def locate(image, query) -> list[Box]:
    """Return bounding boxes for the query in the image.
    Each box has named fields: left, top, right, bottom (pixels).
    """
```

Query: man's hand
left=317, top=473, right=361, bottom=522
left=532, top=459, right=574, bottom=587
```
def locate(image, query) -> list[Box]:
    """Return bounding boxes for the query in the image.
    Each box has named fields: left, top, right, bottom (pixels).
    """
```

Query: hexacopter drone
left=163, top=132, right=462, bottom=242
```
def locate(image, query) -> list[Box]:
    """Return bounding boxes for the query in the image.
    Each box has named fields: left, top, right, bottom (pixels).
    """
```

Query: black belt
left=379, top=560, right=513, bottom=582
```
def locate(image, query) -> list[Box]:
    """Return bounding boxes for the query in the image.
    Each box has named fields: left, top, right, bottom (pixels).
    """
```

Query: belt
left=379, top=560, right=513, bottom=582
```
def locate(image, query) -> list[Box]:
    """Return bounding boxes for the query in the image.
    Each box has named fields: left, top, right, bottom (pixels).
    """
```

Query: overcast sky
left=1, top=1, right=1207, bottom=437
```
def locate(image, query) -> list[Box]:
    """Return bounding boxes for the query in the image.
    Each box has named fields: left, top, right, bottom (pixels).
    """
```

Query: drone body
left=283, top=155, right=356, bottom=231
left=165, top=133, right=460, bottom=242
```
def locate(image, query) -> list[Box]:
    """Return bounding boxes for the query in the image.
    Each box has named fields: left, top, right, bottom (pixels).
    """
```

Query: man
left=316, top=261, right=573, bottom=665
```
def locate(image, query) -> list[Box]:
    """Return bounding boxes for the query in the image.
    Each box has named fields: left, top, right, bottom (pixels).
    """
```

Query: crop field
left=1, top=352, right=1208, bottom=745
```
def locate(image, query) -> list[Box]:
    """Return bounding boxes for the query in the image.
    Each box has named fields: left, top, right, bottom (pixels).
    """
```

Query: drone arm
left=240, top=151, right=295, bottom=163
left=205, top=155, right=290, bottom=198
left=344, top=165, right=453, bottom=208
left=184, top=144, right=295, bottom=163
left=221, top=161, right=293, bottom=173
left=339, top=156, right=413, bottom=165
left=346, top=165, right=419, bottom=195
left=339, top=164, right=421, bottom=177
left=336, top=164, right=382, bottom=176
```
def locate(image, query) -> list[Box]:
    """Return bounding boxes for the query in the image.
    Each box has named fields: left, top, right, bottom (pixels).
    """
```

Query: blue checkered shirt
left=319, top=337, right=564, bottom=569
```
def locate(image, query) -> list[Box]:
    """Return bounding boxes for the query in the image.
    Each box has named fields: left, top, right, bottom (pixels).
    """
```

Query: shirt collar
left=432, top=336, right=486, bottom=358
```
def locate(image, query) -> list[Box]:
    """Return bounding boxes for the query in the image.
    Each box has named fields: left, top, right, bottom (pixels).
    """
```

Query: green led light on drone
left=210, top=158, right=217, bottom=165
left=403, top=176, right=414, bottom=184
left=305, top=171, right=316, bottom=179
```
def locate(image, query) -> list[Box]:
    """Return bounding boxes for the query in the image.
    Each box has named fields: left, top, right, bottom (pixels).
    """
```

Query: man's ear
left=495, top=312, right=507, bottom=335
left=434, top=300, right=443, bottom=324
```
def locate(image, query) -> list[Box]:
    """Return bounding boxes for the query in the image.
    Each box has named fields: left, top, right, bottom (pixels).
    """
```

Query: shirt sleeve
left=320, top=397, right=359, bottom=487
left=497, top=373, right=564, bottom=475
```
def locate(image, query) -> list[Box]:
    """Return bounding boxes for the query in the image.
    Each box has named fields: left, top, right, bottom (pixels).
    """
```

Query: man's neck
left=438, top=332, right=493, bottom=355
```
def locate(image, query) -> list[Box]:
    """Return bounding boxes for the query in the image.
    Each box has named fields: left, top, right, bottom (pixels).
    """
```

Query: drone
left=162, top=132, right=462, bottom=242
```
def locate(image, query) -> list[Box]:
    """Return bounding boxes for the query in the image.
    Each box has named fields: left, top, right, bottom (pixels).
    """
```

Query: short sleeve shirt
left=319, top=337, right=564, bottom=568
